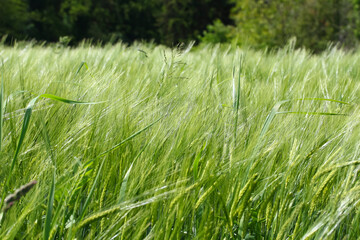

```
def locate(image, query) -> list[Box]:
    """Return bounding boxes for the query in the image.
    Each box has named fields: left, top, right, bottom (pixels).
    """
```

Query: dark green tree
left=296, top=0, right=357, bottom=50
left=87, top=0, right=161, bottom=43
left=0, top=0, right=30, bottom=39
left=27, top=0, right=68, bottom=41
left=230, top=0, right=358, bottom=51
left=156, top=0, right=233, bottom=45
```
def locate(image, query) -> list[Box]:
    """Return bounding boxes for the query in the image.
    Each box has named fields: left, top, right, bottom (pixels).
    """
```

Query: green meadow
left=0, top=42, right=360, bottom=239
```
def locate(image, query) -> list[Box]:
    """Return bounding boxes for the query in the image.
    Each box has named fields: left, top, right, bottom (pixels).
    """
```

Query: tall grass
left=0, top=42, right=360, bottom=239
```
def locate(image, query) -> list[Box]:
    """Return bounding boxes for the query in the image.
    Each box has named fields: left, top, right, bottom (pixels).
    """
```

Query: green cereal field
left=1, top=42, right=360, bottom=239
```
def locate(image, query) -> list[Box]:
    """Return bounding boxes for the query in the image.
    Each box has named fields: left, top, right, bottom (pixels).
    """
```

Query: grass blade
left=193, top=143, right=206, bottom=181
left=217, top=191, right=233, bottom=237
left=260, top=98, right=348, bottom=138
left=44, top=170, right=56, bottom=240
left=259, top=100, right=289, bottom=138
left=295, top=98, right=350, bottom=105
left=232, top=66, right=236, bottom=109
left=234, top=55, right=243, bottom=112
left=0, top=58, right=4, bottom=151
left=233, top=55, right=243, bottom=146
left=75, top=61, right=89, bottom=76
left=118, top=163, right=133, bottom=204
left=98, top=117, right=162, bottom=157
left=39, top=93, right=104, bottom=105
left=78, top=158, right=105, bottom=221
left=277, top=111, right=348, bottom=116
left=38, top=111, right=55, bottom=166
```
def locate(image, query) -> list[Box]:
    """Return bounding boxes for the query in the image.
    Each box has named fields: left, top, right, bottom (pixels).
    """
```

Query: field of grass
left=0, top=42, right=360, bottom=239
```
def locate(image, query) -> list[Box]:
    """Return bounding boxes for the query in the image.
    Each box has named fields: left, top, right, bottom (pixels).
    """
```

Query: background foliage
left=2, top=0, right=360, bottom=51
left=229, top=0, right=358, bottom=50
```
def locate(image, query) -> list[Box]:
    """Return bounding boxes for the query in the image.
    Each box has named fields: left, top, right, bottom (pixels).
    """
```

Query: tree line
left=1, top=0, right=360, bottom=51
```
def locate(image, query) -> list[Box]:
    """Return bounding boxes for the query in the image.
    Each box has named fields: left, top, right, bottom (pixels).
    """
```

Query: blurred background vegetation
left=1, top=0, right=360, bottom=51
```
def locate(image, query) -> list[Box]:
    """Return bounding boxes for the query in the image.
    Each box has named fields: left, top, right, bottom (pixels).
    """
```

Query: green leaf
left=78, top=158, right=105, bottom=221
left=277, top=111, right=347, bottom=116
left=44, top=170, right=56, bottom=240
left=260, top=100, right=289, bottom=138
left=193, top=143, right=206, bottom=181
left=39, top=93, right=104, bottom=105
left=260, top=98, right=349, bottom=138
left=295, top=98, right=350, bottom=105
left=0, top=58, right=4, bottom=151
left=75, top=61, right=89, bottom=76
left=118, top=163, right=133, bottom=204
